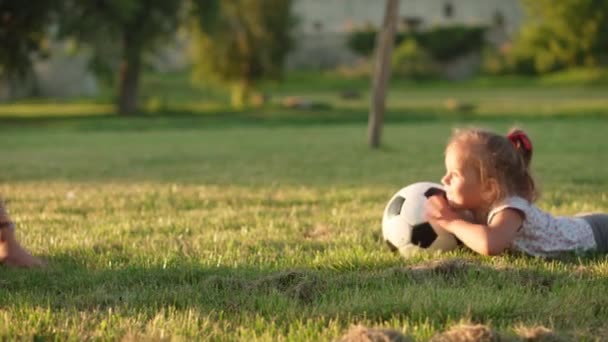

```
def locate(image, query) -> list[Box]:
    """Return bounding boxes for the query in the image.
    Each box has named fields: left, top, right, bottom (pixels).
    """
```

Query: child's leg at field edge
left=0, top=201, right=45, bottom=268
left=577, top=213, right=608, bottom=253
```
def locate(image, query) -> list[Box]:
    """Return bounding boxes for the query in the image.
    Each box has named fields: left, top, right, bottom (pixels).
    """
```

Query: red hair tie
left=507, top=131, right=532, bottom=152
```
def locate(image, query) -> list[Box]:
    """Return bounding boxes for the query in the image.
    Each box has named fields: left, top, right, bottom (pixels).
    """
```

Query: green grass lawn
left=1, top=72, right=608, bottom=340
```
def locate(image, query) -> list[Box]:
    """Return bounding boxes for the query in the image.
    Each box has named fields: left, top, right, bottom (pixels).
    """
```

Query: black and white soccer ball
left=382, top=182, right=459, bottom=257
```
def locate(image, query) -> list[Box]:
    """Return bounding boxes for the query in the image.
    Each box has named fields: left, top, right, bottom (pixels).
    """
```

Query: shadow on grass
left=1, top=106, right=607, bottom=133
left=3, top=251, right=608, bottom=329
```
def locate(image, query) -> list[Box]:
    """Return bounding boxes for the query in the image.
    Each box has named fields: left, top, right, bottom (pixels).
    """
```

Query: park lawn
left=1, top=74, right=608, bottom=340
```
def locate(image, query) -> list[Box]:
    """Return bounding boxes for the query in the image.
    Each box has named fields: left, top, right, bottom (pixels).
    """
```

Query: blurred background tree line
left=0, top=0, right=294, bottom=114
left=1, top=0, right=607, bottom=115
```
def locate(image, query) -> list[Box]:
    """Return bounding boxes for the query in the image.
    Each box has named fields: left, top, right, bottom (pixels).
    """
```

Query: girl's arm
left=426, top=196, right=522, bottom=255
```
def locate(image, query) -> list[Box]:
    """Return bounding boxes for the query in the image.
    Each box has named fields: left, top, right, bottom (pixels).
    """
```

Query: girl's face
left=441, top=144, right=487, bottom=210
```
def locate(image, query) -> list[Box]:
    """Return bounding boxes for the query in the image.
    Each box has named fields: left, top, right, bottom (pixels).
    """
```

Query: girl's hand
left=425, top=194, right=461, bottom=232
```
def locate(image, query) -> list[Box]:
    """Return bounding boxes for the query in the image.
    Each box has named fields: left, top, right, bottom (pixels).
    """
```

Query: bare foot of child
left=0, top=225, right=45, bottom=268
left=0, top=242, right=45, bottom=268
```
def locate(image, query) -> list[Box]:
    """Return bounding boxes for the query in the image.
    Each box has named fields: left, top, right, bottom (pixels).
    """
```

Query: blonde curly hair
left=446, top=127, right=538, bottom=204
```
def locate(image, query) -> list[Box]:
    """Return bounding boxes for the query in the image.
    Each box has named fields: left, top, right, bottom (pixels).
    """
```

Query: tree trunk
left=118, top=33, right=142, bottom=115
left=368, top=0, right=399, bottom=148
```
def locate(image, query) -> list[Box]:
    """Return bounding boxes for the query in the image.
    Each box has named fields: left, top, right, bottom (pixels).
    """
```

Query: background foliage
left=347, top=25, right=486, bottom=62
left=486, top=0, right=608, bottom=75
left=190, top=0, right=294, bottom=108
left=0, top=0, right=60, bottom=77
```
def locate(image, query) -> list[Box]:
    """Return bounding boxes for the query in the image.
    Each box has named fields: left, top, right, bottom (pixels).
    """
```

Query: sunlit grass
left=0, top=103, right=113, bottom=117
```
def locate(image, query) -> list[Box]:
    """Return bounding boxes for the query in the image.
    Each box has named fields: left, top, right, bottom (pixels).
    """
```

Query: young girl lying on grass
left=426, top=127, right=608, bottom=257
left=0, top=198, right=45, bottom=267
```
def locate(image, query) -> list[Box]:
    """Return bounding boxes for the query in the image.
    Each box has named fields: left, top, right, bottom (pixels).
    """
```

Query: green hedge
left=391, top=38, right=439, bottom=79
left=347, top=25, right=487, bottom=62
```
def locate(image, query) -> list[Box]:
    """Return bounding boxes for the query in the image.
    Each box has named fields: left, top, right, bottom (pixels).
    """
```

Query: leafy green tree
left=513, top=0, right=608, bottom=73
left=0, top=1, right=59, bottom=79
left=60, top=0, right=183, bottom=114
left=190, top=0, right=294, bottom=108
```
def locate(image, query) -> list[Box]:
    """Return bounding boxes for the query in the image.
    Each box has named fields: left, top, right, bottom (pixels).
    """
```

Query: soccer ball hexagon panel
left=382, top=182, right=459, bottom=257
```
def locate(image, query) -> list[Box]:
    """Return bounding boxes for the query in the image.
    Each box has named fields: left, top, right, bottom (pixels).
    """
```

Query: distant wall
left=286, top=33, right=362, bottom=70
left=286, top=0, right=522, bottom=69
left=0, top=41, right=99, bottom=102
left=33, top=42, right=99, bottom=99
